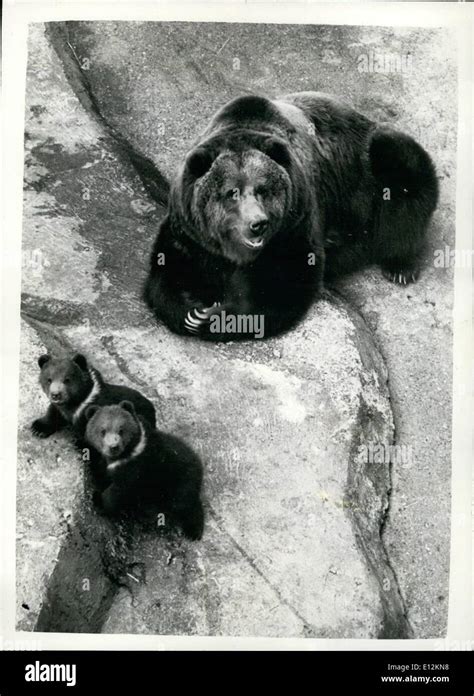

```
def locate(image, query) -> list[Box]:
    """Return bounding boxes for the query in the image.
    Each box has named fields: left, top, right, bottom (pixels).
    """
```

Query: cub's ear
left=262, top=137, right=291, bottom=168
left=38, top=354, right=51, bottom=369
left=119, top=400, right=136, bottom=416
left=72, top=353, right=88, bottom=372
left=85, top=405, right=99, bottom=421
left=185, top=147, right=214, bottom=179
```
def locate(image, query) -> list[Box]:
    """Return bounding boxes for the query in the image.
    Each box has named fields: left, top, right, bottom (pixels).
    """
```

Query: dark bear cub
left=84, top=401, right=204, bottom=540
left=31, top=353, right=156, bottom=441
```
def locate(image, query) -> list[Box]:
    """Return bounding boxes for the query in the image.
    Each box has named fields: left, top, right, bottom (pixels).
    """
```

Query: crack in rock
left=329, top=291, right=413, bottom=637
left=99, top=334, right=164, bottom=419
left=207, top=505, right=317, bottom=636
left=46, top=22, right=170, bottom=208
left=22, top=293, right=87, bottom=327
left=325, top=292, right=412, bottom=637
left=346, top=397, right=413, bottom=638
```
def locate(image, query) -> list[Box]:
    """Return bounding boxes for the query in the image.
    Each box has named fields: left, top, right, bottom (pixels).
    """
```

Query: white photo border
left=1, top=0, right=472, bottom=651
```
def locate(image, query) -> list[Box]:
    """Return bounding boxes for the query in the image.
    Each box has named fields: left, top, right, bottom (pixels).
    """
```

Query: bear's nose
left=249, top=219, right=268, bottom=235
left=50, top=391, right=62, bottom=400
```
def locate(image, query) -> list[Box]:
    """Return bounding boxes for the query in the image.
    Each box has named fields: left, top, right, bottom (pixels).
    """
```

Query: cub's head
left=38, top=353, right=90, bottom=406
left=179, top=137, right=294, bottom=264
left=85, top=401, right=141, bottom=460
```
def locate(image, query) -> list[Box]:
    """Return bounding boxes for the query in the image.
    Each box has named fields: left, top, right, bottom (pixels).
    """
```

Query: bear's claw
left=31, top=420, right=52, bottom=438
left=184, top=311, right=202, bottom=333
left=184, top=302, right=221, bottom=335
left=382, top=266, right=420, bottom=285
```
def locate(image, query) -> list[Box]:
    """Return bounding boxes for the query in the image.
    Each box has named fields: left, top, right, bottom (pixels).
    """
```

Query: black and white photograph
left=2, top=2, right=471, bottom=654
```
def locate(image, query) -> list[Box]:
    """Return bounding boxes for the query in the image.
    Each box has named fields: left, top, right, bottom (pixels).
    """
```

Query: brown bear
left=31, top=353, right=156, bottom=442
left=84, top=401, right=204, bottom=540
left=144, top=92, right=438, bottom=341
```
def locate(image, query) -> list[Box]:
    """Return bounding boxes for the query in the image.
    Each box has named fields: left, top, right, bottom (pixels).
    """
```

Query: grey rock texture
left=17, top=21, right=454, bottom=638
left=65, top=301, right=397, bottom=637
left=16, top=321, right=82, bottom=632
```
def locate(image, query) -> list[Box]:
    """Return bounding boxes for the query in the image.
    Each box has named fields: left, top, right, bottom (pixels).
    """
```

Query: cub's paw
left=179, top=504, right=204, bottom=541
left=31, top=419, right=55, bottom=438
left=181, top=521, right=203, bottom=541
left=382, top=262, right=420, bottom=285
left=184, top=302, right=221, bottom=335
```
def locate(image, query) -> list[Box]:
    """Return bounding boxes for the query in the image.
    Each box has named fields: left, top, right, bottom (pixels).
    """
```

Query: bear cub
left=85, top=401, right=204, bottom=541
left=31, top=353, right=156, bottom=442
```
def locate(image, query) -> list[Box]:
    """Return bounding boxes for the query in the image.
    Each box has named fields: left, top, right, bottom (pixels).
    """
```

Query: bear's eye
left=254, top=186, right=267, bottom=197
left=47, top=378, right=52, bottom=384
left=101, top=429, right=106, bottom=437
left=225, top=188, right=240, bottom=201
left=64, top=378, right=70, bottom=385
left=118, top=429, right=123, bottom=437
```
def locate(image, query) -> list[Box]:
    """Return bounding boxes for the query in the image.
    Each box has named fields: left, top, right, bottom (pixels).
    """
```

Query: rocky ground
left=17, top=21, right=455, bottom=638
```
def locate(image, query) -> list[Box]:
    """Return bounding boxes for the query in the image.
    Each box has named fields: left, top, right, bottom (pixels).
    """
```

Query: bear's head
left=85, top=401, right=141, bottom=460
left=176, top=136, right=296, bottom=265
left=38, top=353, right=91, bottom=407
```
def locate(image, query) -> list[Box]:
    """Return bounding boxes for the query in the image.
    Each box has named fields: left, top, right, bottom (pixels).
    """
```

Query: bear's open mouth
left=243, top=236, right=265, bottom=249
left=50, top=396, right=66, bottom=405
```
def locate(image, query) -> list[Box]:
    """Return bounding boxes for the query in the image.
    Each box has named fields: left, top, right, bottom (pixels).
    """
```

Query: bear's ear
left=262, top=137, right=291, bottom=169
left=38, top=354, right=50, bottom=369
left=185, top=147, right=214, bottom=179
left=119, top=400, right=136, bottom=416
left=72, top=353, right=88, bottom=372
left=85, top=404, right=99, bottom=421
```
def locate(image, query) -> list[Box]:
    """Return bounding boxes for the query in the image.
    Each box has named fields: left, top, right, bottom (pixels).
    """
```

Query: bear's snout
left=241, top=214, right=268, bottom=250
left=240, top=195, right=267, bottom=231
left=49, top=382, right=66, bottom=403
left=249, top=218, right=268, bottom=235
left=103, top=432, right=122, bottom=457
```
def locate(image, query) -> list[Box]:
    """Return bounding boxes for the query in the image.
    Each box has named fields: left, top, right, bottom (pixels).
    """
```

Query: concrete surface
left=62, top=300, right=400, bottom=637
left=16, top=318, right=134, bottom=634
left=16, top=321, right=82, bottom=632
left=17, top=20, right=455, bottom=638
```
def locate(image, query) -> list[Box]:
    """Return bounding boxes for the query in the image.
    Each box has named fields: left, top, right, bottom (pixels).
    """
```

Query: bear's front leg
left=144, top=263, right=219, bottom=337
left=204, top=256, right=322, bottom=340
left=172, top=496, right=205, bottom=540
left=183, top=268, right=256, bottom=340
left=381, top=257, right=421, bottom=285
left=184, top=289, right=303, bottom=341
left=184, top=302, right=223, bottom=336
left=94, top=483, right=125, bottom=516
left=79, top=443, right=109, bottom=490
left=31, top=404, right=66, bottom=438
left=184, top=301, right=266, bottom=341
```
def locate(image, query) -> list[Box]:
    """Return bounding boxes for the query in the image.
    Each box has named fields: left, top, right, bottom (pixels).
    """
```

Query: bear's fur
left=31, top=353, right=156, bottom=443
left=85, top=401, right=204, bottom=540
left=144, top=92, right=438, bottom=340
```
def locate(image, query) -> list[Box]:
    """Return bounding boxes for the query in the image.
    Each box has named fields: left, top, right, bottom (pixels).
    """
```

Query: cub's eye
left=118, top=429, right=123, bottom=437
left=47, top=378, right=52, bottom=384
left=254, top=186, right=267, bottom=197
left=101, top=429, right=106, bottom=437
left=64, top=378, right=70, bottom=385
left=225, top=188, right=240, bottom=200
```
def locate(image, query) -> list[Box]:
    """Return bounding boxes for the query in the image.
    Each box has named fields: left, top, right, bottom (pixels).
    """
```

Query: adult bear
left=144, top=92, right=438, bottom=340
